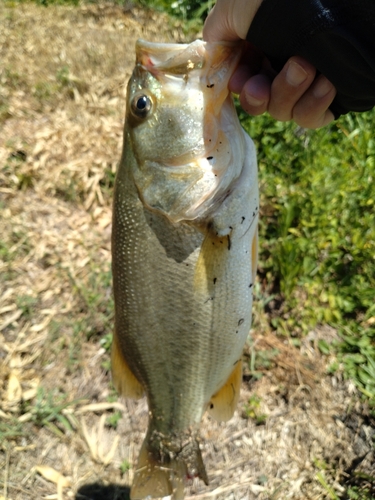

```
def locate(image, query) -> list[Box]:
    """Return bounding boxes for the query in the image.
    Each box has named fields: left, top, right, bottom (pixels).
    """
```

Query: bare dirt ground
left=0, top=3, right=374, bottom=500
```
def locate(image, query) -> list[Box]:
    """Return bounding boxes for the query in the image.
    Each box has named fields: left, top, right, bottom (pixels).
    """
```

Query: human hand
left=203, top=0, right=337, bottom=129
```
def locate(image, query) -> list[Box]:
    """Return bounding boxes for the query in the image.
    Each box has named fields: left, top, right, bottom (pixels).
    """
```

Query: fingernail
left=245, top=94, right=264, bottom=106
left=286, top=61, right=308, bottom=86
left=313, top=78, right=334, bottom=98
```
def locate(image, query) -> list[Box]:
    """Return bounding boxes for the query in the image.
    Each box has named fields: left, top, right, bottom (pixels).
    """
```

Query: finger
left=268, top=56, right=317, bottom=122
left=203, top=0, right=262, bottom=41
left=238, top=73, right=272, bottom=116
left=292, top=74, right=336, bottom=128
left=230, top=64, right=254, bottom=94
left=229, top=43, right=264, bottom=94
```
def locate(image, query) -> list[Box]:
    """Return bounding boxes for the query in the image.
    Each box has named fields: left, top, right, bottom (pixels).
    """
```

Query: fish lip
left=135, top=38, right=241, bottom=73
left=136, top=38, right=239, bottom=53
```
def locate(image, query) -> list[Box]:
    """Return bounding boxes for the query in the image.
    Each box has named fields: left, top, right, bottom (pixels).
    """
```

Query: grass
left=26, top=387, right=79, bottom=434
left=242, top=394, right=267, bottom=425
left=238, top=106, right=375, bottom=413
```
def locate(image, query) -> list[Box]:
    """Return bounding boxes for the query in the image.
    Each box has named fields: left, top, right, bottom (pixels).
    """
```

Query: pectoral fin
left=208, top=359, right=242, bottom=422
left=194, top=231, right=229, bottom=296
left=111, top=331, right=144, bottom=399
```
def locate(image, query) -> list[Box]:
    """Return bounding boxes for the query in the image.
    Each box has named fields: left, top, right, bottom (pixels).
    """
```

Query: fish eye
left=131, top=93, right=153, bottom=119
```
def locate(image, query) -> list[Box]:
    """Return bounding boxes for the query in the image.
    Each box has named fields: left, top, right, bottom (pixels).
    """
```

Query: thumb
left=203, top=1, right=239, bottom=42
left=203, top=0, right=262, bottom=42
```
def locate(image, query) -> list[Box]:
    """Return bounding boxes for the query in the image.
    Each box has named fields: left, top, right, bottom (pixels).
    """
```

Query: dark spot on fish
left=219, top=141, right=222, bottom=144
left=249, top=283, right=253, bottom=288
left=214, top=174, right=217, bottom=177
left=205, top=297, right=214, bottom=303
left=238, top=318, right=244, bottom=326
left=235, top=330, right=238, bottom=334
left=220, top=240, right=223, bottom=244
left=253, top=212, right=255, bottom=217
left=210, top=403, right=214, bottom=409
left=229, top=226, right=233, bottom=230
left=227, top=235, right=231, bottom=250
left=207, top=156, right=213, bottom=160
left=207, top=83, right=214, bottom=88
left=256, top=207, right=258, bottom=210
left=213, top=278, right=217, bottom=285
left=186, top=263, right=189, bottom=266
left=241, top=216, right=245, bottom=224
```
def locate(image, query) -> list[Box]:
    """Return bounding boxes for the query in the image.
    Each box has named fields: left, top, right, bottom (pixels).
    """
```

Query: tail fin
left=131, top=433, right=208, bottom=500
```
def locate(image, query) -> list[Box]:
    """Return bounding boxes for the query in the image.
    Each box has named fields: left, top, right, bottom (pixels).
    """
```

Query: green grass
left=242, top=394, right=267, bottom=425
left=238, top=106, right=375, bottom=412
left=67, top=263, right=114, bottom=341
left=23, top=386, right=80, bottom=436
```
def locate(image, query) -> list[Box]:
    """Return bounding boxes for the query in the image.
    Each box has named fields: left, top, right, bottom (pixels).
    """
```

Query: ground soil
left=0, top=3, right=374, bottom=500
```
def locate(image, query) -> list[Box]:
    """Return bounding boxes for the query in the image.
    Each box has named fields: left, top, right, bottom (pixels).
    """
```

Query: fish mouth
left=135, top=38, right=240, bottom=74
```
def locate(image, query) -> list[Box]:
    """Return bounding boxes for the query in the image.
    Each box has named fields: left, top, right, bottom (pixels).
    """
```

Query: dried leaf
left=7, top=372, right=22, bottom=404
left=35, top=466, right=71, bottom=488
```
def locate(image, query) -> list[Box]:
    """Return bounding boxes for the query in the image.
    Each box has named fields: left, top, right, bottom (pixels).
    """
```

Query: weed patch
left=239, top=105, right=375, bottom=407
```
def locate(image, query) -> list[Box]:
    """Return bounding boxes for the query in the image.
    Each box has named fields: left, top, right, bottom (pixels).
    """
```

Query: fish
left=111, top=38, right=259, bottom=500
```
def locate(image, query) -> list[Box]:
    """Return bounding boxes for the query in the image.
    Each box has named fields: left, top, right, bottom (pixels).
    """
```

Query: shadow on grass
left=75, top=483, right=131, bottom=500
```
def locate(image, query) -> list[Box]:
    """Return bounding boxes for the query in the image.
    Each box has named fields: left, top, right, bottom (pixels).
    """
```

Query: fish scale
left=111, top=39, right=259, bottom=499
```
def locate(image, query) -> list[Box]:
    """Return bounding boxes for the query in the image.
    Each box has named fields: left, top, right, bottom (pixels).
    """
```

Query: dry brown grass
left=0, top=3, right=374, bottom=500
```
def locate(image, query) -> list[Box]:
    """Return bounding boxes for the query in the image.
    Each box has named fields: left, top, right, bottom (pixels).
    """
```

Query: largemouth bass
left=111, top=39, right=259, bottom=500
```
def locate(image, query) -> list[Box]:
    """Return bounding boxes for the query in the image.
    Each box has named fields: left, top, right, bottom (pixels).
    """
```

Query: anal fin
left=208, top=359, right=242, bottom=422
left=111, top=331, right=144, bottom=399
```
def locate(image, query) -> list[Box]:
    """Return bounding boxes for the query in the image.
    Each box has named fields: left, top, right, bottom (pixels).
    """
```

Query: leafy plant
left=16, top=294, right=38, bottom=319
left=243, top=394, right=267, bottom=425
left=134, top=0, right=213, bottom=20
left=120, top=459, right=131, bottom=475
left=106, top=410, right=122, bottom=429
left=27, top=387, right=80, bottom=436
left=239, top=105, right=375, bottom=401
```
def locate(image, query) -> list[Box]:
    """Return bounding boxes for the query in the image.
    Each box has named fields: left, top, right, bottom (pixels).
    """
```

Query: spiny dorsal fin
left=111, top=331, right=144, bottom=399
left=208, top=359, right=242, bottom=422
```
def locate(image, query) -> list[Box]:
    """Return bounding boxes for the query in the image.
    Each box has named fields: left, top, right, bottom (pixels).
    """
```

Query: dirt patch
left=0, top=3, right=374, bottom=500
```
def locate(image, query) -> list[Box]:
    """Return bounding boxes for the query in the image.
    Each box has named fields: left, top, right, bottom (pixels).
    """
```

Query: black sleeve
left=246, top=0, right=375, bottom=117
